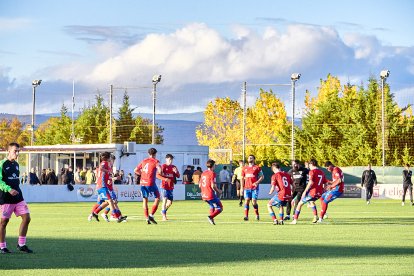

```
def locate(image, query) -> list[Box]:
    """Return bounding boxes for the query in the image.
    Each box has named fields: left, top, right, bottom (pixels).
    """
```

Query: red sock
left=209, top=209, right=214, bottom=216
left=91, top=203, right=99, bottom=213
left=320, top=201, right=328, bottom=218
left=94, top=206, right=103, bottom=214
left=151, top=204, right=158, bottom=216
left=211, top=209, right=222, bottom=218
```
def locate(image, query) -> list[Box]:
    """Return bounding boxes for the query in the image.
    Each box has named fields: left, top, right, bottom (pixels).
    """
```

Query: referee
left=361, top=164, right=377, bottom=204
left=402, top=164, right=413, bottom=206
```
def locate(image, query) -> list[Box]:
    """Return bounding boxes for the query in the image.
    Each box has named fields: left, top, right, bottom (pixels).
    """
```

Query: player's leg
left=161, top=194, right=168, bottom=220
left=0, top=217, right=10, bottom=253
left=402, top=184, right=408, bottom=205
left=210, top=198, right=223, bottom=219
left=141, top=186, right=151, bottom=224
left=320, top=192, right=330, bottom=220
left=243, top=190, right=251, bottom=220
left=286, top=190, right=298, bottom=220
left=278, top=205, right=285, bottom=225
left=267, top=198, right=278, bottom=224
left=252, top=188, right=260, bottom=220
left=309, top=200, right=319, bottom=223
left=366, top=185, right=373, bottom=204
left=15, top=202, right=32, bottom=253
left=409, top=185, right=413, bottom=205
left=291, top=195, right=307, bottom=224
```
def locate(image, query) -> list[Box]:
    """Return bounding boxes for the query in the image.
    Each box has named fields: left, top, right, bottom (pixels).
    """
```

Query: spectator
left=29, top=168, right=40, bottom=185
left=192, top=167, right=202, bottom=184
left=120, top=170, right=125, bottom=184
left=64, top=167, right=75, bottom=185
left=46, top=168, right=58, bottom=184
left=20, top=172, right=28, bottom=185
left=126, top=173, right=134, bottom=185
left=182, top=165, right=194, bottom=184
left=74, top=167, right=82, bottom=184
left=58, top=168, right=65, bottom=184
left=40, top=168, right=47, bottom=184
left=219, top=166, right=231, bottom=199
left=85, top=167, right=96, bottom=184
left=80, top=167, right=87, bottom=184
left=113, top=170, right=122, bottom=184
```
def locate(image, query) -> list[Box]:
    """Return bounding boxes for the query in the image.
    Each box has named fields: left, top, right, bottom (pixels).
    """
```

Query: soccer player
left=160, top=154, right=180, bottom=221
left=318, top=161, right=344, bottom=223
left=0, top=142, right=33, bottom=254
left=134, top=147, right=168, bottom=224
left=100, top=154, right=127, bottom=222
left=231, top=160, right=244, bottom=206
left=402, top=164, right=413, bottom=206
left=285, top=160, right=309, bottom=220
left=88, top=152, right=121, bottom=222
left=199, top=159, right=223, bottom=225
left=267, top=163, right=292, bottom=225
left=291, top=159, right=327, bottom=224
left=240, top=155, right=264, bottom=221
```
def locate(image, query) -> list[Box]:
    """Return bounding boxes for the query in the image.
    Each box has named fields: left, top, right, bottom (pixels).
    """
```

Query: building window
left=193, top=158, right=200, bottom=165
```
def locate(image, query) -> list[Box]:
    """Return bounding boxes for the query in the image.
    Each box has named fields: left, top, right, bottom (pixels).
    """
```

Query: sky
left=1, top=0, right=413, bottom=116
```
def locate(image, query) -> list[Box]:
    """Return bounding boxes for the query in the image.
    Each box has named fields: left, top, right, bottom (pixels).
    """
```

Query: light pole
left=152, top=75, right=162, bottom=144
left=380, top=69, right=390, bottom=168
left=242, top=82, right=247, bottom=162
left=290, top=73, right=301, bottom=161
left=31, top=80, right=42, bottom=146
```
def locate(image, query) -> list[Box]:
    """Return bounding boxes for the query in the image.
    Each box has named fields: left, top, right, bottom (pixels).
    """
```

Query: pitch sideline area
left=2, top=199, right=413, bottom=275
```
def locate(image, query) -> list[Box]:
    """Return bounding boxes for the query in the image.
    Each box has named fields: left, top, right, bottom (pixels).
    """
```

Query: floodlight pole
left=152, top=82, right=157, bottom=144
left=290, top=74, right=300, bottom=161
left=242, top=81, right=247, bottom=162
left=109, top=84, right=113, bottom=143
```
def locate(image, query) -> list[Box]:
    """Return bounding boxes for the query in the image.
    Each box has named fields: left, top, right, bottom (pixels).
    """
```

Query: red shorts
left=1, top=201, right=30, bottom=219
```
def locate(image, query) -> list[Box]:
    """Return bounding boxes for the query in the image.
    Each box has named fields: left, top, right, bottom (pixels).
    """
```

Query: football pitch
left=2, top=199, right=413, bottom=275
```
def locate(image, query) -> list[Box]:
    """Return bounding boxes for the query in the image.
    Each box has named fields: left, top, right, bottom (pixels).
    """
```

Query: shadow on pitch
left=2, top=237, right=413, bottom=270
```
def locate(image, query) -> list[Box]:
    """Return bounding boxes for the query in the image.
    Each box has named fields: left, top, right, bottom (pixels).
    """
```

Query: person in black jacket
left=402, top=164, right=413, bottom=206
left=361, top=164, right=377, bottom=204
left=0, top=142, right=33, bottom=254
left=285, top=160, right=309, bottom=220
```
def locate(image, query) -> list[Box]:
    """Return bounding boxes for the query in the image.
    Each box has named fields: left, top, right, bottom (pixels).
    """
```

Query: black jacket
left=403, top=170, right=412, bottom=185
left=361, top=169, right=377, bottom=187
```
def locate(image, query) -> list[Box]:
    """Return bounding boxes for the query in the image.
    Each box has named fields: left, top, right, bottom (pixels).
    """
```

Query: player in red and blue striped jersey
left=291, top=159, right=327, bottom=224
left=267, top=163, right=292, bottom=225
left=199, top=159, right=223, bottom=225
left=318, top=161, right=344, bottom=223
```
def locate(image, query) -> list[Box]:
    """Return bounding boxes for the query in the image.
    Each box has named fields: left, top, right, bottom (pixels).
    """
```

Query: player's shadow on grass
left=2, top=238, right=413, bottom=270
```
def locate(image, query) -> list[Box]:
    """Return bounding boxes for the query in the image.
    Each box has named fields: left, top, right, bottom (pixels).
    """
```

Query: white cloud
left=0, top=17, right=31, bottom=32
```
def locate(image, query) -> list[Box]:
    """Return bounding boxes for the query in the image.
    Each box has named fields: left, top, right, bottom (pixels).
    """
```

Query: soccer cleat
left=87, top=214, right=93, bottom=221
left=323, top=213, right=329, bottom=219
left=317, top=218, right=323, bottom=223
left=243, top=216, right=249, bottom=221
left=208, top=216, right=216, bottom=225
left=148, top=215, right=157, bottom=224
left=92, top=212, right=100, bottom=222
left=283, top=215, right=290, bottom=221
left=1, top=247, right=11, bottom=254
left=290, top=219, right=297, bottom=225
left=101, top=213, right=110, bottom=222
left=402, top=202, right=405, bottom=206
left=312, top=217, right=319, bottom=223
left=256, top=215, right=260, bottom=221
left=412, top=202, right=414, bottom=206
left=239, top=201, right=243, bottom=207
left=117, top=216, right=127, bottom=223
left=17, top=245, right=33, bottom=253
left=279, top=220, right=284, bottom=225
left=146, top=219, right=151, bottom=224
left=366, top=200, right=370, bottom=205
left=273, top=220, right=279, bottom=225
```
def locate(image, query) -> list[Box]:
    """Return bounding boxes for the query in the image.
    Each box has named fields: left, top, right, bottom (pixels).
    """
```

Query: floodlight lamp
left=291, top=73, right=301, bottom=81
left=32, top=79, right=42, bottom=86
left=380, top=70, right=390, bottom=79
left=152, top=75, right=162, bottom=84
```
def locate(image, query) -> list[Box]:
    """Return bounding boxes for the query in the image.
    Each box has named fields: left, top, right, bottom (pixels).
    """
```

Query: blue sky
left=1, top=0, right=413, bottom=115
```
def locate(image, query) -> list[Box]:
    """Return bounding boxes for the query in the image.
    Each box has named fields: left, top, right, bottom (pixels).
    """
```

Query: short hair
left=406, top=163, right=410, bottom=167
left=8, top=142, right=20, bottom=148
left=110, top=154, right=116, bottom=160
left=206, top=159, right=215, bottom=168
left=223, top=166, right=227, bottom=170
left=238, top=160, right=244, bottom=163
left=309, top=158, right=318, bottom=167
left=100, top=152, right=110, bottom=160
left=324, top=161, right=334, bottom=167
left=248, top=155, right=255, bottom=160
left=165, top=154, right=174, bottom=159
left=196, top=166, right=202, bottom=171
left=272, top=162, right=281, bottom=169
left=294, top=159, right=300, bottom=164
left=148, top=148, right=157, bottom=155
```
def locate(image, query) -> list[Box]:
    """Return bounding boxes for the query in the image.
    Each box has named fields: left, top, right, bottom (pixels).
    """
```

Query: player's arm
left=0, top=161, right=18, bottom=195
left=253, top=171, right=264, bottom=188
left=134, top=163, right=142, bottom=176
left=372, top=171, right=377, bottom=186
left=240, top=171, right=245, bottom=193
left=212, top=177, right=222, bottom=195
left=156, top=164, right=171, bottom=182
left=173, top=166, right=180, bottom=178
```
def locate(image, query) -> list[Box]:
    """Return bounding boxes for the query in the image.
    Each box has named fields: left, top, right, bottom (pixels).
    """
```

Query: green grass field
left=1, top=199, right=413, bottom=275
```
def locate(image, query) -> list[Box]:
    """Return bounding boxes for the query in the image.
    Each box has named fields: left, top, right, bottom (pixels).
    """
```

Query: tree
left=114, top=91, right=136, bottom=143
left=35, top=105, right=72, bottom=145
left=196, top=97, right=243, bottom=163
left=75, top=94, right=110, bottom=144
left=130, top=116, right=163, bottom=144
left=0, top=118, right=30, bottom=149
